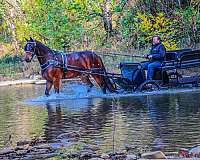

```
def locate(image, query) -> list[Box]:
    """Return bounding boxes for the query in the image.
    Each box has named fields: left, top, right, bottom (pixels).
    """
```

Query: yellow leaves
left=74, top=0, right=82, bottom=3
left=135, top=12, right=178, bottom=49
left=112, top=14, right=118, bottom=29
left=137, top=12, right=152, bottom=32
left=163, top=41, right=177, bottom=50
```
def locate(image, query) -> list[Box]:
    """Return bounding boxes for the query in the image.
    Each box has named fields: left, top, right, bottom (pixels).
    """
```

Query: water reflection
left=0, top=85, right=199, bottom=153
left=41, top=92, right=200, bottom=153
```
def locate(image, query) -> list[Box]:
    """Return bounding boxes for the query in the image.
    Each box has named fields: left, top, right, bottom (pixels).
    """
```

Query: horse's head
left=24, top=37, right=37, bottom=62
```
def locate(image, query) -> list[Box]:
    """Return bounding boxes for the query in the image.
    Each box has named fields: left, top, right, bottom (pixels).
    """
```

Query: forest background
left=0, top=0, right=200, bottom=79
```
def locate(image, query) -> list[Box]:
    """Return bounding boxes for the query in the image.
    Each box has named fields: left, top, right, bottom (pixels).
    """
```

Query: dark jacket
left=149, top=43, right=166, bottom=61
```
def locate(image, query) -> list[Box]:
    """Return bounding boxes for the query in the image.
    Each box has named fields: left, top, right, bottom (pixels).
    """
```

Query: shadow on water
left=0, top=84, right=199, bottom=153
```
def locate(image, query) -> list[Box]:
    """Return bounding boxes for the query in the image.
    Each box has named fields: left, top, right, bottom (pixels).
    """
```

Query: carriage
left=110, top=48, right=200, bottom=92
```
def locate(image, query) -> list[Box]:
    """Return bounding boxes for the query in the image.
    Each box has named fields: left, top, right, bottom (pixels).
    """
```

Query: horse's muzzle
left=24, top=51, right=33, bottom=62
left=25, top=58, right=32, bottom=62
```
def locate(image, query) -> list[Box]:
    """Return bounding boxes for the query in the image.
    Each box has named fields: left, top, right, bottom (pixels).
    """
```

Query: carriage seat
left=165, top=48, right=192, bottom=61
left=154, top=48, right=193, bottom=83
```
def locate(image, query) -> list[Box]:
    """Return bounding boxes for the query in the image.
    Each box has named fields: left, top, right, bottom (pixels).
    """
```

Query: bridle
left=25, top=41, right=37, bottom=61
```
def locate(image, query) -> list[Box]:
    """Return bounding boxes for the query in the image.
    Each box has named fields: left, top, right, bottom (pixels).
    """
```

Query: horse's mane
left=36, top=40, right=52, bottom=54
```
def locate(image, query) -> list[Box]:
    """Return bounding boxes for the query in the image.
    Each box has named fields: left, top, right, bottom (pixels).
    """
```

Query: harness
left=40, top=60, right=59, bottom=70
left=60, top=52, right=68, bottom=69
left=40, top=52, right=68, bottom=71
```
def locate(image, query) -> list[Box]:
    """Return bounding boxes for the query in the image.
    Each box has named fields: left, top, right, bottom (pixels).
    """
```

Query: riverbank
left=0, top=131, right=199, bottom=160
left=0, top=78, right=80, bottom=87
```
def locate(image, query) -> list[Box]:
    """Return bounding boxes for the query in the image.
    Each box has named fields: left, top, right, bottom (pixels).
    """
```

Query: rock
left=101, top=153, right=110, bottom=159
left=48, top=142, right=67, bottom=150
left=0, top=147, right=15, bottom=155
left=178, top=145, right=200, bottom=158
left=141, top=151, right=167, bottom=159
left=16, top=149, right=27, bottom=155
left=68, top=151, right=81, bottom=158
left=15, top=145, right=29, bottom=151
left=124, top=144, right=136, bottom=152
left=189, top=144, right=200, bottom=157
left=8, top=152, right=17, bottom=158
left=34, top=143, right=52, bottom=150
left=152, top=138, right=166, bottom=151
left=110, top=151, right=126, bottom=159
left=56, top=131, right=80, bottom=140
left=178, top=148, right=189, bottom=157
left=36, top=148, right=50, bottom=154
left=17, top=140, right=30, bottom=146
left=88, top=158, right=104, bottom=160
left=113, top=154, right=126, bottom=159
left=126, top=154, right=137, bottom=160
left=79, top=149, right=96, bottom=160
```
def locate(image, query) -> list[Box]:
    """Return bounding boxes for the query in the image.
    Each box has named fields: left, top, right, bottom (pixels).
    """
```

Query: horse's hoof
left=87, top=88, right=91, bottom=93
left=54, top=89, right=60, bottom=94
left=45, top=92, right=50, bottom=96
left=103, top=90, right=107, bottom=94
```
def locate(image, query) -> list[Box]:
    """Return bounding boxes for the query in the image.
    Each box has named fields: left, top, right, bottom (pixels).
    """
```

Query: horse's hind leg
left=53, top=78, right=61, bottom=94
left=80, top=74, right=94, bottom=92
left=45, top=81, right=53, bottom=96
left=103, top=76, right=117, bottom=93
left=91, top=75, right=106, bottom=94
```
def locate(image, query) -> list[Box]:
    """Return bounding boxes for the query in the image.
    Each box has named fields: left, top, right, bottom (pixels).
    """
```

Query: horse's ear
left=30, top=36, right=34, bottom=42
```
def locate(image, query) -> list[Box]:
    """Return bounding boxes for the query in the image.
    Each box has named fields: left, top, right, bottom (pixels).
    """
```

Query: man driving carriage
left=142, top=35, right=166, bottom=80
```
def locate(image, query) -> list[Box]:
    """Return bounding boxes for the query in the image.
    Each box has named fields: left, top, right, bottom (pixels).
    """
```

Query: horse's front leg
left=45, top=81, right=53, bottom=96
left=53, top=78, right=61, bottom=94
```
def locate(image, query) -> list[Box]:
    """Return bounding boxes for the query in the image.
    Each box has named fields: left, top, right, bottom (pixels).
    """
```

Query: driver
left=142, top=36, right=166, bottom=80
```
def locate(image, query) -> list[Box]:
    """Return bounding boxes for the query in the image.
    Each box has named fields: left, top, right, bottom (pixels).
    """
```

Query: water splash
left=24, top=82, right=200, bottom=105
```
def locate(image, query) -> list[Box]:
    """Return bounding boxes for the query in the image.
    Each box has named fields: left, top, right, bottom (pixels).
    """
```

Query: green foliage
left=0, top=0, right=200, bottom=79
left=0, top=2, right=11, bottom=43
left=175, top=6, right=200, bottom=46
left=0, top=0, right=200, bottom=54
left=0, top=54, right=22, bottom=78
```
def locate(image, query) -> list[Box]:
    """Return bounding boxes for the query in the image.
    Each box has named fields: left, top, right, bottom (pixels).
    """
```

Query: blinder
left=24, top=41, right=37, bottom=60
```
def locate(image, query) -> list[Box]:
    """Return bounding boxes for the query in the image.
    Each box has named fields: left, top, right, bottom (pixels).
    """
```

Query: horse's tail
left=94, top=53, right=117, bottom=93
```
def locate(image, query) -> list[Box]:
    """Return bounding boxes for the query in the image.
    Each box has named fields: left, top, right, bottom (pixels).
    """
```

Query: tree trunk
left=100, top=0, right=113, bottom=41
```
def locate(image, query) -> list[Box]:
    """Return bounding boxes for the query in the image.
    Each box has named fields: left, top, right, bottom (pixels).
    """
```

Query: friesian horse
left=24, top=37, right=116, bottom=96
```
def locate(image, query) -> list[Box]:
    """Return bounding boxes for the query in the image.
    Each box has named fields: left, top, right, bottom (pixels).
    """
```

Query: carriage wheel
left=138, top=80, right=160, bottom=92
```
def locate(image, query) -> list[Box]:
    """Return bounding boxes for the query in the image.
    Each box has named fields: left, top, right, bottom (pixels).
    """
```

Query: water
left=0, top=83, right=200, bottom=154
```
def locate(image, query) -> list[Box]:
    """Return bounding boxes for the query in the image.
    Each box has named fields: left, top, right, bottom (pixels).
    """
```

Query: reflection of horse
left=24, top=37, right=116, bottom=96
